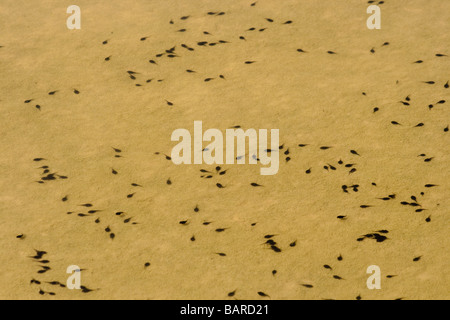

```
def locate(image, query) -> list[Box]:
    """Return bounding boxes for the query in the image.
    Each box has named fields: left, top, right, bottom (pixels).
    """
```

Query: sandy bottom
left=0, top=0, right=448, bottom=300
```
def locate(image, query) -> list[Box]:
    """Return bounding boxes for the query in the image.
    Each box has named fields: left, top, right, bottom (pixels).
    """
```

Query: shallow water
left=0, top=0, right=448, bottom=300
